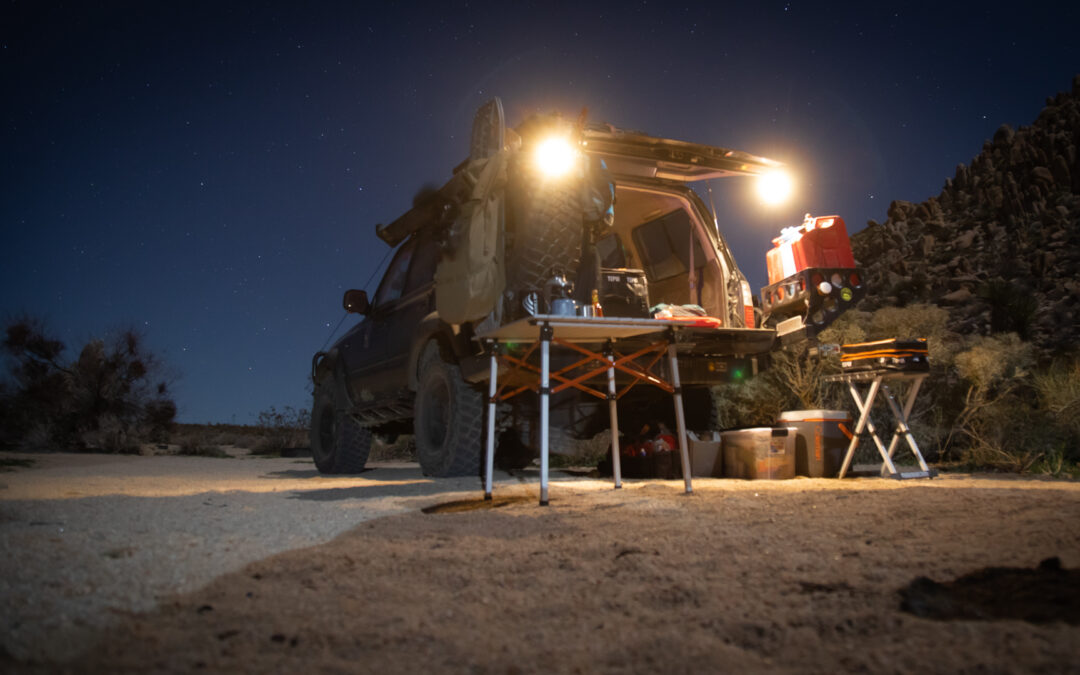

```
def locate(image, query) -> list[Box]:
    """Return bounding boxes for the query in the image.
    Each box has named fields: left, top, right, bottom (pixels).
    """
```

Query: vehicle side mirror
left=343, top=289, right=370, bottom=315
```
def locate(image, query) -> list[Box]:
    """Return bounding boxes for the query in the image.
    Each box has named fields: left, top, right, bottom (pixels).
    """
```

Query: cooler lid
left=778, top=410, right=850, bottom=421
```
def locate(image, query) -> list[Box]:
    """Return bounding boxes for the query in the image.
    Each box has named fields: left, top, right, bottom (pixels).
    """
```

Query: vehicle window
left=404, top=234, right=440, bottom=294
left=631, top=209, right=706, bottom=281
left=596, top=233, right=628, bottom=268
left=372, top=239, right=416, bottom=308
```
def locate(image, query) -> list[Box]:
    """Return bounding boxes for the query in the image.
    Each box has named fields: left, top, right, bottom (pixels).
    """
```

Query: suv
left=310, top=99, right=862, bottom=476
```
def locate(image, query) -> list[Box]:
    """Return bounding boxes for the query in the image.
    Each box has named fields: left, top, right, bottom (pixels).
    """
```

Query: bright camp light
left=534, top=136, right=577, bottom=177
left=756, top=170, right=794, bottom=206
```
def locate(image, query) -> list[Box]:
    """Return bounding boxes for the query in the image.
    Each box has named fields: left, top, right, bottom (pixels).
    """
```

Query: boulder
left=1032, top=166, right=1054, bottom=184
left=940, top=288, right=973, bottom=304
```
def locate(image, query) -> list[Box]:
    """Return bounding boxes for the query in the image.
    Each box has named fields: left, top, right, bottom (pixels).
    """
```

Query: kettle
left=544, top=272, right=577, bottom=316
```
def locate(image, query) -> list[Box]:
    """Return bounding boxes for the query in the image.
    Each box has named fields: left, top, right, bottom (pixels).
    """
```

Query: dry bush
left=1, top=317, right=176, bottom=452
left=177, top=439, right=228, bottom=458
left=248, top=406, right=310, bottom=455
left=713, top=373, right=789, bottom=430
left=1034, top=359, right=1080, bottom=438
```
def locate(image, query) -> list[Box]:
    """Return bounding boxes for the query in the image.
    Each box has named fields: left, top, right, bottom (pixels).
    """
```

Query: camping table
left=824, top=370, right=935, bottom=479
left=477, top=315, right=700, bottom=505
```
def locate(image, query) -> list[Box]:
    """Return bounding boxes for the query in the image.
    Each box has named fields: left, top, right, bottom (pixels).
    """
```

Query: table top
left=478, top=315, right=777, bottom=354
left=478, top=315, right=671, bottom=341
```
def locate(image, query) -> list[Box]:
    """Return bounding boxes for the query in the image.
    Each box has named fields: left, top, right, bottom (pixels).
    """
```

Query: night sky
left=2, top=2, right=1078, bottom=424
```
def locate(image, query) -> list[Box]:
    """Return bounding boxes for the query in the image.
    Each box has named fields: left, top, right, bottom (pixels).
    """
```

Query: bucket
left=689, top=439, right=723, bottom=477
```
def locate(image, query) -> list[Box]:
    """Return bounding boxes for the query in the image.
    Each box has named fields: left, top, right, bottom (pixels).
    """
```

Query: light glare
left=534, top=136, right=577, bottom=177
left=756, top=170, right=794, bottom=206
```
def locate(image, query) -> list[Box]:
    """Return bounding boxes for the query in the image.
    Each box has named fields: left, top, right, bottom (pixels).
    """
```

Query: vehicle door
left=340, top=237, right=418, bottom=400
left=369, top=228, right=441, bottom=389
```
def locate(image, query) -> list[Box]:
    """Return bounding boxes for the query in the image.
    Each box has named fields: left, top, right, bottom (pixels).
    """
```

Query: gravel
left=0, top=453, right=497, bottom=662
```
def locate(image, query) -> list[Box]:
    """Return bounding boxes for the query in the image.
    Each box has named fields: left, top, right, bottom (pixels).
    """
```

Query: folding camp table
left=824, top=370, right=935, bottom=479
left=477, top=315, right=700, bottom=505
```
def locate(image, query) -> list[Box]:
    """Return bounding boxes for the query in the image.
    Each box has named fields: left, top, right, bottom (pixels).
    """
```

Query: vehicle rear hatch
left=582, top=125, right=783, bottom=181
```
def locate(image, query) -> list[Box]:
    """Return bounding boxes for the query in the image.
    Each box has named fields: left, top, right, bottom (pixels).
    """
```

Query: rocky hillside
left=851, top=75, right=1080, bottom=357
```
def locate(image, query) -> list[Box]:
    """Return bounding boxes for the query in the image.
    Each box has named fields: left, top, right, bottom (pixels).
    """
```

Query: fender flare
left=407, top=312, right=473, bottom=390
left=311, top=348, right=354, bottom=411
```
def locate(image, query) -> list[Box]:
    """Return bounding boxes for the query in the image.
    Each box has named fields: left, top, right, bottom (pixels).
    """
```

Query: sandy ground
left=2, top=453, right=1079, bottom=673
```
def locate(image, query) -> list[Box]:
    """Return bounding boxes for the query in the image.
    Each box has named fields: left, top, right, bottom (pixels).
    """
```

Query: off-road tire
left=310, top=383, right=371, bottom=474
left=506, top=165, right=584, bottom=310
left=414, top=343, right=484, bottom=477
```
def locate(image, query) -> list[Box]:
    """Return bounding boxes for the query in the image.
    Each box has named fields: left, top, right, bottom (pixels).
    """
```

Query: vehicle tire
left=505, top=164, right=584, bottom=312
left=414, top=342, right=484, bottom=477
left=310, top=383, right=371, bottom=474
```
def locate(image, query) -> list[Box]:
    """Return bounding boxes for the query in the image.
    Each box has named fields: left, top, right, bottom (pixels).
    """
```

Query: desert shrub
left=1029, top=358, right=1080, bottom=476
left=177, top=439, right=228, bottom=458
left=0, top=317, right=176, bottom=452
left=714, top=371, right=790, bottom=429
left=249, top=406, right=310, bottom=455
left=1034, top=359, right=1080, bottom=439
left=949, top=333, right=1044, bottom=470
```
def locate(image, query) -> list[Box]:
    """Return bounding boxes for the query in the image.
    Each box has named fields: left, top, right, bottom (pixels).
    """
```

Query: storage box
left=778, top=410, right=852, bottom=478
left=598, top=268, right=650, bottom=318
left=689, top=439, right=723, bottom=477
left=766, top=215, right=856, bottom=285
left=840, top=338, right=929, bottom=373
left=721, top=427, right=796, bottom=479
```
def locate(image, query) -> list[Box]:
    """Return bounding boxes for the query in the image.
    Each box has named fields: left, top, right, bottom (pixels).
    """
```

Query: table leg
left=839, top=377, right=900, bottom=477
left=483, top=341, right=498, bottom=500
left=539, top=324, right=552, bottom=506
left=605, top=341, right=622, bottom=489
left=884, top=375, right=926, bottom=464
left=850, top=377, right=899, bottom=477
left=882, top=380, right=931, bottom=473
left=666, top=338, right=692, bottom=495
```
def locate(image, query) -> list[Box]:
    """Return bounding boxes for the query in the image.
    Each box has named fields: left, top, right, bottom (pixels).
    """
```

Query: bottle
left=591, top=289, right=603, bottom=317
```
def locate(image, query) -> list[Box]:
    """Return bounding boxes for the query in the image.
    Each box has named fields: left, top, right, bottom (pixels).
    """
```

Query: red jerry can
left=766, top=215, right=856, bottom=285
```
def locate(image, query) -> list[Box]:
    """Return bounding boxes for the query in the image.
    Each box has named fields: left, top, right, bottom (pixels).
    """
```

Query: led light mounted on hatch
left=533, top=136, right=578, bottom=178
left=755, top=169, right=794, bottom=206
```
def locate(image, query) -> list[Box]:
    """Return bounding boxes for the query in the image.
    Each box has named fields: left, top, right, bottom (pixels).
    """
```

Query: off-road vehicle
left=310, top=99, right=862, bottom=476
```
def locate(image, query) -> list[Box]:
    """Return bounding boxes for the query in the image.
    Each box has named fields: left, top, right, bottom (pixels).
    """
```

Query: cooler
left=721, top=427, right=796, bottom=480
left=778, top=410, right=852, bottom=478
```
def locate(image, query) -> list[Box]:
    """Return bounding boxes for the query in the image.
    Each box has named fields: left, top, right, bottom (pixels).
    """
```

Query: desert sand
left=2, top=456, right=1079, bottom=674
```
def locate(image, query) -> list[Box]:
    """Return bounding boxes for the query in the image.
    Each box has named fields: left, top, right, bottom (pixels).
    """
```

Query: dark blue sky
left=2, top=1, right=1078, bottom=423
